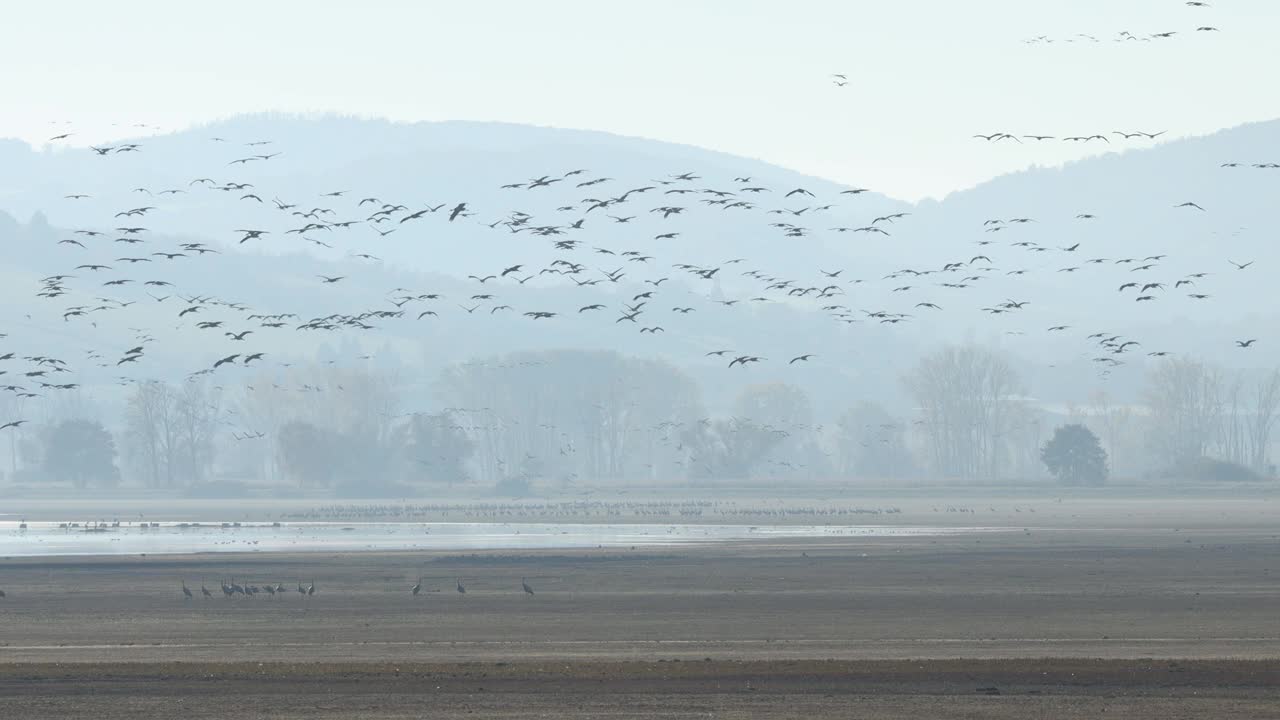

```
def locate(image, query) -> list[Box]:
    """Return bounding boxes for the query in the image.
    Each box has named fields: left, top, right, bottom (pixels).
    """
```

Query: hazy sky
left=3, top=0, right=1278, bottom=200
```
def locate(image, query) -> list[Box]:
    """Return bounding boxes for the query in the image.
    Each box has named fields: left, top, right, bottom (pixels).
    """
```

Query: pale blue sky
left=3, top=0, right=1277, bottom=200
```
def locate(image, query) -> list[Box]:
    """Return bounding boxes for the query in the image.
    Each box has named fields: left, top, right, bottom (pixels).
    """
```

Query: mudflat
left=1, top=511, right=1278, bottom=718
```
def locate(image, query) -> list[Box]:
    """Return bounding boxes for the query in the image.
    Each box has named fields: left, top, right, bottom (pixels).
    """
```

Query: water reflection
left=0, top=521, right=1006, bottom=557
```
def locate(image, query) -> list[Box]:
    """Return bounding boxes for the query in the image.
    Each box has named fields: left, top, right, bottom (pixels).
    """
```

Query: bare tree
left=1245, top=368, right=1280, bottom=473
left=124, top=381, right=178, bottom=488
left=172, top=378, right=222, bottom=485
left=1088, top=389, right=1137, bottom=478
left=905, top=345, right=1023, bottom=480
left=1001, top=400, right=1046, bottom=480
left=1143, top=358, right=1222, bottom=465
left=836, top=401, right=915, bottom=480
left=439, top=350, right=702, bottom=487
left=226, top=365, right=403, bottom=488
left=0, top=390, right=18, bottom=477
left=232, top=373, right=294, bottom=482
left=1218, top=377, right=1247, bottom=465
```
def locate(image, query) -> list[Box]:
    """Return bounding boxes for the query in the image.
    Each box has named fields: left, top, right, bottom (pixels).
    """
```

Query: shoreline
left=2, top=495, right=1276, bottom=529
left=0, top=521, right=1016, bottom=560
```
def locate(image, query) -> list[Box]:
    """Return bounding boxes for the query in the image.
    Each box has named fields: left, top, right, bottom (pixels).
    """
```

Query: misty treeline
left=2, top=347, right=1277, bottom=493
left=906, top=347, right=1280, bottom=483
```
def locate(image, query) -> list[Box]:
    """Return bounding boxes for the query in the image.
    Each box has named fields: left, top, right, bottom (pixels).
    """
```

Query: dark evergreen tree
left=1041, top=424, right=1108, bottom=485
left=44, top=420, right=119, bottom=488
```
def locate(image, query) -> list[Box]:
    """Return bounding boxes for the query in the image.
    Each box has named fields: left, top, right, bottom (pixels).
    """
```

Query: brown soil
left=2, top=524, right=1278, bottom=717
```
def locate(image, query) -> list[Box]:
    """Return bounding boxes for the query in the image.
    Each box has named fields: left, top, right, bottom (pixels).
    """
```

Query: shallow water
left=0, top=521, right=1007, bottom=557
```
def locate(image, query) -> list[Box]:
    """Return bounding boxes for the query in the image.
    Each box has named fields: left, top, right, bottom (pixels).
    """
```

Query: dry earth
left=1, top=502, right=1278, bottom=718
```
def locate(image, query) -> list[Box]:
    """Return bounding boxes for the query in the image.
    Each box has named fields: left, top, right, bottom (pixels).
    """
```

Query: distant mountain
left=0, top=114, right=911, bottom=279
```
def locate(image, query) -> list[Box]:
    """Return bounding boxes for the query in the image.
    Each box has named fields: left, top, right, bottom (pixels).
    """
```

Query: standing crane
left=456, top=578, right=467, bottom=594
left=411, top=577, right=422, bottom=596
left=201, top=581, right=213, bottom=599
left=307, top=580, right=316, bottom=596
left=181, top=580, right=193, bottom=600
left=522, top=577, right=534, bottom=595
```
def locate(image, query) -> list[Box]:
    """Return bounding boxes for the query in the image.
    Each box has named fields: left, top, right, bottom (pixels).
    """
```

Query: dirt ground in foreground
left=2, top=523, right=1279, bottom=717
left=2, top=659, right=1278, bottom=719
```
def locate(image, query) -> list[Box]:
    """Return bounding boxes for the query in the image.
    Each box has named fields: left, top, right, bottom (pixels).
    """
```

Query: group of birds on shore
left=181, top=578, right=314, bottom=600
left=284, top=500, right=908, bottom=522
left=170, top=576, right=534, bottom=600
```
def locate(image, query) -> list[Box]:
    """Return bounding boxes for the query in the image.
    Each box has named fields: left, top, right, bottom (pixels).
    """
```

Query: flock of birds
left=180, top=578, right=315, bottom=600
left=0, top=0, right=1265, bottom=454
left=0, top=120, right=1264, bottom=434
left=169, top=576, right=532, bottom=601
left=1023, top=1, right=1223, bottom=44
left=972, top=130, right=1167, bottom=144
